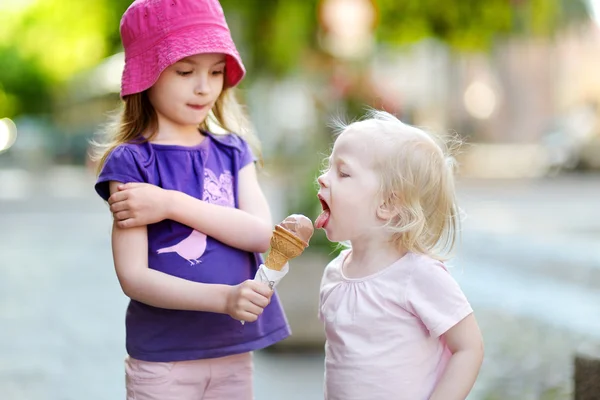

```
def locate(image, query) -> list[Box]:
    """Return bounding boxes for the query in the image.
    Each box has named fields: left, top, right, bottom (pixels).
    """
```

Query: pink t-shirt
left=319, top=250, right=473, bottom=400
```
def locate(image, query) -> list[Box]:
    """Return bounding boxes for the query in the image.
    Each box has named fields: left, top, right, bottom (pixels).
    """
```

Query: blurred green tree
left=221, top=0, right=589, bottom=76
left=0, top=0, right=131, bottom=118
left=0, top=0, right=590, bottom=118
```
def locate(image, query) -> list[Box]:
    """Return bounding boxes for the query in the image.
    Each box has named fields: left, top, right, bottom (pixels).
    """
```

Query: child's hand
left=108, top=183, right=170, bottom=228
left=225, top=280, right=273, bottom=323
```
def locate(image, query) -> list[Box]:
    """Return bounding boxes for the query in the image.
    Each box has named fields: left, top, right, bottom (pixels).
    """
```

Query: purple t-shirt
left=95, top=131, right=290, bottom=362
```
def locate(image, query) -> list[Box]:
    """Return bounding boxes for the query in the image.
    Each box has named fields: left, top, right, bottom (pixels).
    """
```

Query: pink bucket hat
left=119, top=0, right=246, bottom=97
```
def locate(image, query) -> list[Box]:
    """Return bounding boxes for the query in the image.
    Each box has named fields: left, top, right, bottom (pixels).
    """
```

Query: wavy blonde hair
left=90, top=87, right=262, bottom=174
left=333, top=110, right=462, bottom=260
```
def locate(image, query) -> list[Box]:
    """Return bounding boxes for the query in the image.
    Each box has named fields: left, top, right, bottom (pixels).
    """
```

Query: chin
left=178, top=111, right=208, bottom=125
left=186, top=114, right=207, bottom=124
left=323, top=228, right=345, bottom=243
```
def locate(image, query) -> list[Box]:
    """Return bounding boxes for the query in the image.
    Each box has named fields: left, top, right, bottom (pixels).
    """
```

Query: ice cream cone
left=264, top=225, right=308, bottom=271
left=241, top=215, right=313, bottom=325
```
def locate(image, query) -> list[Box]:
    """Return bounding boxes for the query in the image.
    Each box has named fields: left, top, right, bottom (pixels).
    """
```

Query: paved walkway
left=1, top=168, right=600, bottom=399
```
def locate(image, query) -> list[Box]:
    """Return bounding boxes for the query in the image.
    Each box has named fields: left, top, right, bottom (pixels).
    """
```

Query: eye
left=338, top=171, right=350, bottom=178
left=176, top=70, right=193, bottom=76
left=212, top=69, right=225, bottom=76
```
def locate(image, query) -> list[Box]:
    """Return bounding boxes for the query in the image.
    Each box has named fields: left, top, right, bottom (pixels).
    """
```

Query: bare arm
left=429, top=313, right=484, bottom=400
left=109, top=163, right=272, bottom=253
left=169, top=163, right=272, bottom=252
left=109, top=181, right=272, bottom=322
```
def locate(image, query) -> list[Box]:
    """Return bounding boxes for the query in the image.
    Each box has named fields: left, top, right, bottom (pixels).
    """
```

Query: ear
left=376, top=201, right=395, bottom=220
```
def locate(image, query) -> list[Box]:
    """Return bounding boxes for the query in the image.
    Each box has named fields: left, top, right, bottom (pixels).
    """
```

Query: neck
left=152, top=116, right=206, bottom=146
left=345, top=230, right=407, bottom=278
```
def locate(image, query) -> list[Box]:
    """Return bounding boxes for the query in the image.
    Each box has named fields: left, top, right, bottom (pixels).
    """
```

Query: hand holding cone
left=240, top=214, right=313, bottom=325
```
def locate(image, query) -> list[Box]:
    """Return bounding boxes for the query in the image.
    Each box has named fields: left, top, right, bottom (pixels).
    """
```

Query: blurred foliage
left=0, top=0, right=131, bottom=117
left=377, top=0, right=587, bottom=49
left=377, top=0, right=515, bottom=50
left=0, top=0, right=591, bottom=118
left=220, top=0, right=317, bottom=77
left=223, top=0, right=590, bottom=77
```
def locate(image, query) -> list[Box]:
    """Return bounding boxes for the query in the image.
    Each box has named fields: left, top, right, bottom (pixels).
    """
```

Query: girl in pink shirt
left=316, top=110, right=484, bottom=400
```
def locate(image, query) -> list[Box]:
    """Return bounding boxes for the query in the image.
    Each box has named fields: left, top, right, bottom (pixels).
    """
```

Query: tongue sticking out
left=315, top=210, right=330, bottom=229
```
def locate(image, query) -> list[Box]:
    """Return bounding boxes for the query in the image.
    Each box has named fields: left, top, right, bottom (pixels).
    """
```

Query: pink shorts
left=125, top=352, right=253, bottom=400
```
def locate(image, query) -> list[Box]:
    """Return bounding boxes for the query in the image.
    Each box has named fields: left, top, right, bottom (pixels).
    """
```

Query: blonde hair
left=333, top=110, right=462, bottom=260
left=90, top=87, right=262, bottom=173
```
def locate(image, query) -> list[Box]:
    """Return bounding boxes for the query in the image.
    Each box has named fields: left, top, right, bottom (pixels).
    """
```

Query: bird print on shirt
left=156, top=168, right=235, bottom=265
left=156, top=229, right=207, bottom=265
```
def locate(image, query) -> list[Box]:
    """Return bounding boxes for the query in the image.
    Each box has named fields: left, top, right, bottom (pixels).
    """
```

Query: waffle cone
left=264, top=225, right=308, bottom=271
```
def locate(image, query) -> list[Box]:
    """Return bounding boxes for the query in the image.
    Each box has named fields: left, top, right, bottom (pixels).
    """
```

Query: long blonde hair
left=91, top=87, right=262, bottom=174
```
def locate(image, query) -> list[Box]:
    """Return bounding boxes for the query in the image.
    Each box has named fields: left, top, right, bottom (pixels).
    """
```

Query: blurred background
left=1, top=0, right=600, bottom=399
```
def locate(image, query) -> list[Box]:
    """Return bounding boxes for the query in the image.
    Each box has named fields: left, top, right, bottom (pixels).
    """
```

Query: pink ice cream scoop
left=279, top=214, right=314, bottom=245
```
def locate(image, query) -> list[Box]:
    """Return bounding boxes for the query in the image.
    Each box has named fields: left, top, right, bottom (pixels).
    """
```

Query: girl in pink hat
left=92, top=0, right=290, bottom=398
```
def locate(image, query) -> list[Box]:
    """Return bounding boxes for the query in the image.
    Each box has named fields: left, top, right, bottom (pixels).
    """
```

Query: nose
left=317, top=173, right=328, bottom=188
left=194, top=74, right=210, bottom=95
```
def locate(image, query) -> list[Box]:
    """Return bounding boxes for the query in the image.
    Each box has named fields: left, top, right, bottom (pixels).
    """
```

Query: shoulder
left=405, top=252, right=467, bottom=303
left=207, top=132, right=248, bottom=152
left=207, top=132, right=256, bottom=170
left=95, top=142, right=152, bottom=201
left=105, top=142, right=153, bottom=168
left=320, top=249, right=349, bottom=287
left=406, top=253, right=450, bottom=280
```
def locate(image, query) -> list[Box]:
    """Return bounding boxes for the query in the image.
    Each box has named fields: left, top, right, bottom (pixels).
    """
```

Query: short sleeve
left=94, top=145, right=148, bottom=201
left=210, top=132, right=257, bottom=170
left=235, top=136, right=255, bottom=170
left=405, top=261, right=473, bottom=338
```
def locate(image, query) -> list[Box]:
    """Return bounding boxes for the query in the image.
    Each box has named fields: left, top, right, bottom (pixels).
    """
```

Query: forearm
left=123, top=267, right=230, bottom=313
left=168, top=190, right=272, bottom=252
left=429, top=349, right=483, bottom=400
left=111, top=219, right=230, bottom=313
